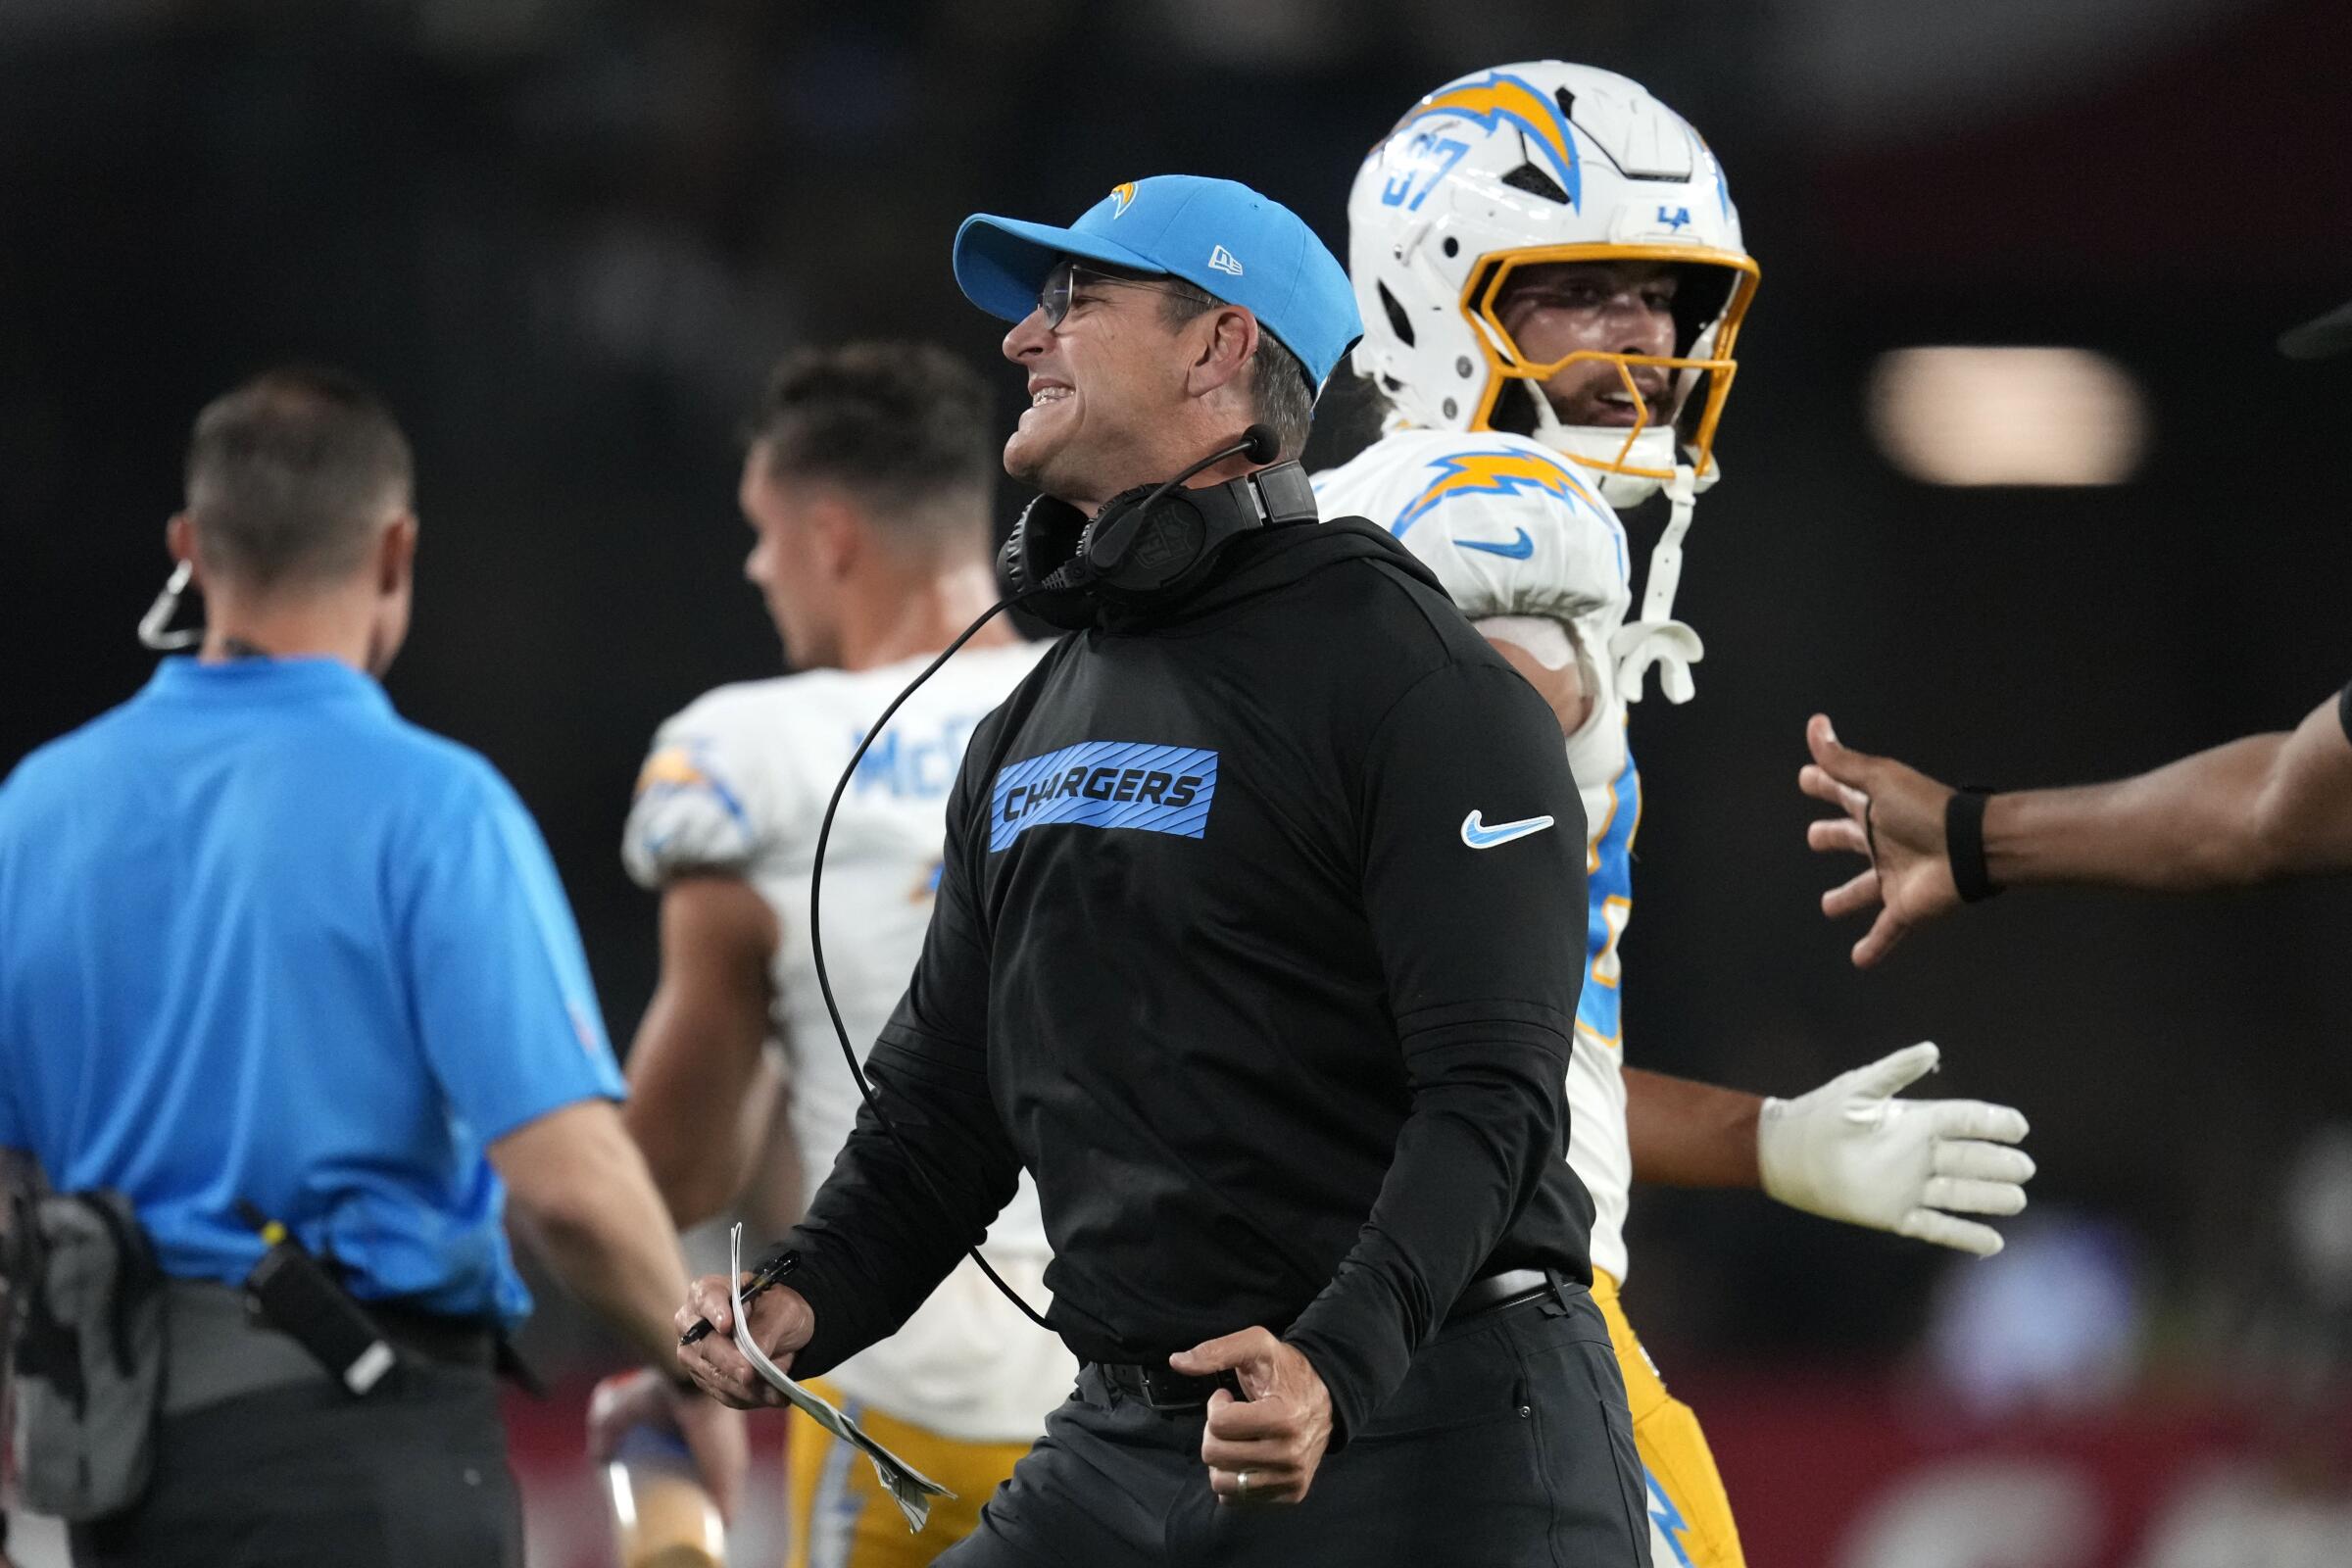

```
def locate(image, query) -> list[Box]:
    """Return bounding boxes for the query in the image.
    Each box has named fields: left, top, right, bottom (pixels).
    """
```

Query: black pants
left=943, top=1286, right=1651, bottom=1568
left=73, top=1360, right=521, bottom=1568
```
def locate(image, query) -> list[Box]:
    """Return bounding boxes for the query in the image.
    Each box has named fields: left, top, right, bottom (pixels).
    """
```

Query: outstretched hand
left=1169, top=1328, right=1334, bottom=1506
left=1799, top=714, right=1960, bottom=967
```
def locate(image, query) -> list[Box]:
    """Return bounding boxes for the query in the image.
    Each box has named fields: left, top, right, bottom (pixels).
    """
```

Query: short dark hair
left=746, top=342, right=996, bottom=552
left=1154, top=278, right=1315, bottom=463
left=184, top=368, right=414, bottom=589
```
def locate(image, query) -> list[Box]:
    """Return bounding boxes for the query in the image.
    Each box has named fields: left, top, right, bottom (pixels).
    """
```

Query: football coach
left=679, top=176, right=1651, bottom=1566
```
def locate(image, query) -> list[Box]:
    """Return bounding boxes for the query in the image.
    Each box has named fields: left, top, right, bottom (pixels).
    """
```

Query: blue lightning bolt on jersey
left=1646, top=1468, right=1699, bottom=1566
left=1577, top=749, right=1640, bottom=1046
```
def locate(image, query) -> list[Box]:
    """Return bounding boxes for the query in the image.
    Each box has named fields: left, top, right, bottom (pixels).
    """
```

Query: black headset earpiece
left=1082, top=481, right=1194, bottom=581
left=999, top=425, right=1314, bottom=631
left=999, top=494, right=1097, bottom=629
left=1091, top=460, right=1318, bottom=598
left=1077, top=480, right=1240, bottom=598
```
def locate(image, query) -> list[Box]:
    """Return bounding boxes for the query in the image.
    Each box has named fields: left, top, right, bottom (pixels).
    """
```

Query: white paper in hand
left=728, top=1224, right=954, bottom=1531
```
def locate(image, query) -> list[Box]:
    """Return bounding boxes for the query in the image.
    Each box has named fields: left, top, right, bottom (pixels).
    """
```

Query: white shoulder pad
left=1320, top=431, right=1631, bottom=623
left=621, top=682, right=801, bottom=889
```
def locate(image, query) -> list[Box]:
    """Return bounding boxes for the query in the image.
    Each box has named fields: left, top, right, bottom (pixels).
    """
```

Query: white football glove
left=1756, top=1042, right=2034, bottom=1256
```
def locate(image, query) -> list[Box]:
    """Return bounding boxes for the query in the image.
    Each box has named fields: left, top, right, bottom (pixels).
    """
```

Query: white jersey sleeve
left=1315, top=430, right=1641, bottom=1285
left=622, top=683, right=811, bottom=888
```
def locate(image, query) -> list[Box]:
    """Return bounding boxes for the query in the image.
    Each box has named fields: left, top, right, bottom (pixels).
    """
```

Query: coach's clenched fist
left=673, top=1273, right=816, bottom=1409
left=1170, top=1328, right=1334, bottom=1505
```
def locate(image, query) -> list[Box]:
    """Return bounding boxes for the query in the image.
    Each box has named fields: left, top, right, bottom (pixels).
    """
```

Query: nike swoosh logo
left=1461, top=809, right=1556, bottom=849
left=1453, top=529, right=1535, bottom=561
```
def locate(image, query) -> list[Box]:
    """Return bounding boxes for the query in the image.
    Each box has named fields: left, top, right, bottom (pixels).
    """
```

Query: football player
left=595, top=342, right=1067, bottom=1568
left=1317, top=62, right=2037, bottom=1567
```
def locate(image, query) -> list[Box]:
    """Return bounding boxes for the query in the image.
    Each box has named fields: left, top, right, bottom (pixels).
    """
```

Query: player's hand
left=1170, top=1327, right=1334, bottom=1506
left=586, top=1365, right=670, bottom=1460
left=1799, top=714, right=1960, bottom=967
left=1757, top=1042, right=2034, bottom=1256
left=673, top=1272, right=813, bottom=1410
left=585, top=1367, right=751, bottom=1523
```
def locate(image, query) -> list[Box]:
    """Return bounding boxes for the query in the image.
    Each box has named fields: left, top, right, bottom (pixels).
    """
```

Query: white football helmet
left=1348, top=62, right=1759, bottom=509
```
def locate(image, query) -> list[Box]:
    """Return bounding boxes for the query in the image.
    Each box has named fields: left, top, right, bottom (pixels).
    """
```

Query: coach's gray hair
left=1153, top=279, right=1315, bottom=463
left=185, top=368, right=414, bottom=589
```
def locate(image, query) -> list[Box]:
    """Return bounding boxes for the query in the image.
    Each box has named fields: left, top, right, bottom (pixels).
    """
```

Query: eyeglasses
left=1037, top=259, right=1188, bottom=329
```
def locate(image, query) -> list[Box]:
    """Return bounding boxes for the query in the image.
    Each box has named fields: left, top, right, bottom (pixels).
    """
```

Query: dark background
left=4, top=0, right=2348, bottom=1387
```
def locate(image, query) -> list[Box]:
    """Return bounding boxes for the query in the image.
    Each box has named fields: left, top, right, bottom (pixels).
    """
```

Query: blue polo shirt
left=0, top=657, right=623, bottom=1327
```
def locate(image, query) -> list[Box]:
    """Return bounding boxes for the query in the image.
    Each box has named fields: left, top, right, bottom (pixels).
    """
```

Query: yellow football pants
left=782, top=1379, right=1033, bottom=1568
left=1592, top=1269, right=1747, bottom=1568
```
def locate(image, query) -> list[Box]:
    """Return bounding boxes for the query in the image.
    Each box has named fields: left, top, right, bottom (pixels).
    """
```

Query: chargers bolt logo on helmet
left=1348, top=61, right=1760, bottom=509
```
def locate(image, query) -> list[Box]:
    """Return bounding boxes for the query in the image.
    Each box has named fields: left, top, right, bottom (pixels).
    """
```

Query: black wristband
left=1945, top=786, right=2003, bottom=903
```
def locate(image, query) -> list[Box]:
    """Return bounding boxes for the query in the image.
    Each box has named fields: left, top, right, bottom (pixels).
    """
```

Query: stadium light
left=1868, top=346, right=2148, bottom=486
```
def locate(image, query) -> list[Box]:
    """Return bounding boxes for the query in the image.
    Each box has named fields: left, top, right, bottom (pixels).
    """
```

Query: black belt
left=1093, top=1361, right=1248, bottom=1410
left=377, top=1303, right=547, bottom=1393
left=1092, top=1268, right=1561, bottom=1411
left=368, top=1303, right=500, bottom=1371
left=1450, top=1266, right=1552, bottom=1320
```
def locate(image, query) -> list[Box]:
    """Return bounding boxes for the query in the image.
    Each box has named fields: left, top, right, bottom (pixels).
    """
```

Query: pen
left=678, top=1249, right=799, bottom=1347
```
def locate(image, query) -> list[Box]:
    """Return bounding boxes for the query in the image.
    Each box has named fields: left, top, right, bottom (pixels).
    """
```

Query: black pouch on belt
left=5, top=1181, right=167, bottom=1521
left=235, top=1200, right=398, bottom=1397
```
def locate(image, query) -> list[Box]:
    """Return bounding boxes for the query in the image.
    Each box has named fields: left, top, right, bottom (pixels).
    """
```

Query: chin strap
left=1609, top=462, right=1704, bottom=705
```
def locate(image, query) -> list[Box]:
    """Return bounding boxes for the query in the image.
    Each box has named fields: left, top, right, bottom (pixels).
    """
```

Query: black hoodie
left=779, top=515, right=1594, bottom=1442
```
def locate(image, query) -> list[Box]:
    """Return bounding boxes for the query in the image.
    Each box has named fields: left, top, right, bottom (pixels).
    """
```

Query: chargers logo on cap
left=1397, top=71, right=1582, bottom=210
left=1109, top=182, right=1138, bottom=218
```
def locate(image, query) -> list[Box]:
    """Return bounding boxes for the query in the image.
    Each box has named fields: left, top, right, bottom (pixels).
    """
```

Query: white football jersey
left=624, top=641, right=1073, bottom=1441
left=1315, top=430, right=1640, bottom=1284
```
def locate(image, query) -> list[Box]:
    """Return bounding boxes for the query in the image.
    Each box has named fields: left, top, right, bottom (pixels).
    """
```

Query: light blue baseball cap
left=953, top=174, right=1362, bottom=396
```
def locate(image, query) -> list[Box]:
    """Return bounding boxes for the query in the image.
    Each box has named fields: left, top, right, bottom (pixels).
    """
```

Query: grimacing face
left=737, top=448, right=840, bottom=670
left=999, top=263, right=1197, bottom=513
left=1494, top=259, right=1683, bottom=431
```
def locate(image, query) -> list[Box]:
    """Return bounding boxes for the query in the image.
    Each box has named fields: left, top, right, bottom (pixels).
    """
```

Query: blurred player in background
left=1319, top=63, right=2039, bottom=1567
left=1798, top=287, right=2352, bottom=964
left=589, top=343, right=1064, bottom=1568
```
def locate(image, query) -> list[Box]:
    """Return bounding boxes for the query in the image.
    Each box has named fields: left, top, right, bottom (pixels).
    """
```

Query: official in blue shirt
left=1, top=655, right=611, bottom=1325
left=0, top=368, right=744, bottom=1567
